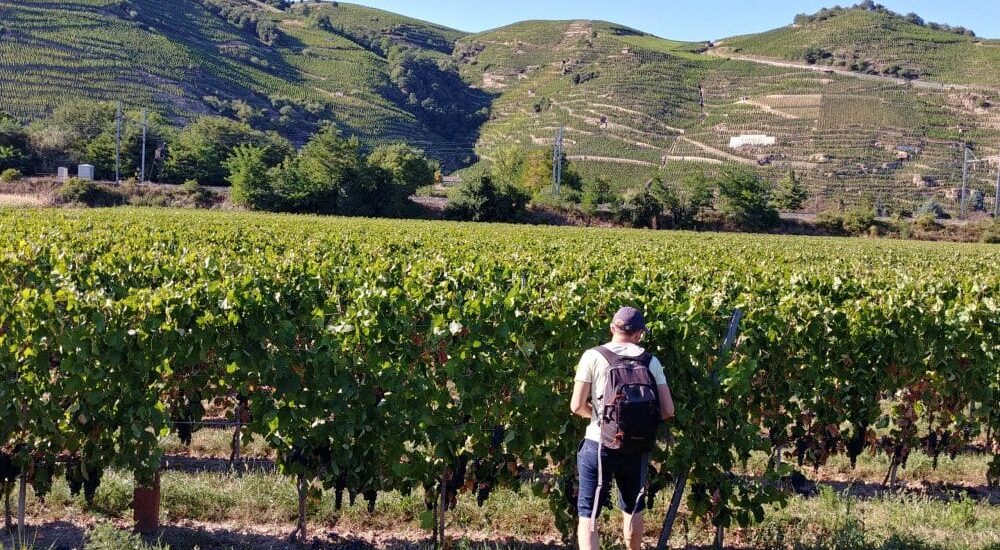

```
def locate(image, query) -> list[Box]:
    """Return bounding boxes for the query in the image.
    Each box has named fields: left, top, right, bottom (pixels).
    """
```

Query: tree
left=446, top=176, right=528, bottom=222
left=163, top=117, right=292, bottom=186
left=651, top=172, right=714, bottom=229
left=226, top=145, right=275, bottom=209
left=771, top=171, right=808, bottom=211
left=518, top=150, right=552, bottom=194
left=490, top=145, right=525, bottom=187
left=273, top=126, right=368, bottom=214
left=581, top=176, right=613, bottom=215
left=615, top=187, right=662, bottom=229
left=367, top=143, right=436, bottom=215
left=0, top=117, right=32, bottom=174
left=717, top=167, right=779, bottom=230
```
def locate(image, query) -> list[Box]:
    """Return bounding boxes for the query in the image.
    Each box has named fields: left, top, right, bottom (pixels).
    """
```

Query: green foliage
left=914, top=213, right=942, bottom=231
left=982, top=221, right=1000, bottom=244
left=367, top=143, right=437, bottom=215
left=717, top=167, right=779, bottom=230
left=771, top=171, right=808, bottom=211
left=446, top=175, right=528, bottom=222
left=0, top=117, right=33, bottom=174
left=55, top=178, right=126, bottom=207
left=843, top=202, right=876, bottom=235
left=226, top=145, right=275, bottom=210
left=84, top=523, right=169, bottom=550
left=651, top=172, right=714, bottom=229
left=615, top=186, right=662, bottom=228
left=0, top=168, right=22, bottom=183
left=815, top=210, right=845, bottom=234
left=162, top=117, right=292, bottom=186
left=581, top=176, right=613, bottom=215
left=0, top=208, right=997, bottom=544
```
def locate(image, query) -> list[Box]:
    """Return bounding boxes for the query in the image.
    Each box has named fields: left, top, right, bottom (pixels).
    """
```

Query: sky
left=345, top=1, right=1000, bottom=40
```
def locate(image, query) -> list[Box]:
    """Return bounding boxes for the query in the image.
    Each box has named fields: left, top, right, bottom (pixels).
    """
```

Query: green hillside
left=717, top=6, right=1000, bottom=87
left=0, top=1, right=998, bottom=212
left=454, top=17, right=999, bottom=212
left=0, top=0, right=483, bottom=168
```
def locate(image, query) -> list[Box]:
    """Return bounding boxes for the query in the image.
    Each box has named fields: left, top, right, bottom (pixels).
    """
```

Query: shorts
left=576, top=439, right=649, bottom=518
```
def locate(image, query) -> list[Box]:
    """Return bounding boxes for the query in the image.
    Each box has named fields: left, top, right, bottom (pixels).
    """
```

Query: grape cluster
left=65, top=457, right=104, bottom=505
left=171, top=391, right=205, bottom=446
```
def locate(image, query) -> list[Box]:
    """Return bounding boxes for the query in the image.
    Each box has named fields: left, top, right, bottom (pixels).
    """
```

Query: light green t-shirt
left=574, top=342, right=668, bottom=443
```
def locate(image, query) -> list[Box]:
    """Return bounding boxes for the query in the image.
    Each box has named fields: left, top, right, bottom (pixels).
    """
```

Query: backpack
left=594, top=346, right=661, bottom=454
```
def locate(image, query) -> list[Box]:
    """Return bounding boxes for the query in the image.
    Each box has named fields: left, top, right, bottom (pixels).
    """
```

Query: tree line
left=453, top=146, right=811, bottom=231
left=794, top=2, right=977, bottom=37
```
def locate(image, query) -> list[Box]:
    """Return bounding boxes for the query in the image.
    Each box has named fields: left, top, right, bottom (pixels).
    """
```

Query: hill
left=0, top=0, right=483, bottom=168
left=0, top=1, right=998, bottom=212
left=717, top=5, right=1000, bottom=87
left=454, top=17, right=1000, bottom=212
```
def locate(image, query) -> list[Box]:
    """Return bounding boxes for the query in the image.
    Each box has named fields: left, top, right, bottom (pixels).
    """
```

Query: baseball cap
left=612, top=306, right=647, bottom=334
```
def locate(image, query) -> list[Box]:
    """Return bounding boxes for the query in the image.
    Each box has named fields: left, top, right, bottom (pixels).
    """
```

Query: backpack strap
left=593, top=346, right=621, bottom=367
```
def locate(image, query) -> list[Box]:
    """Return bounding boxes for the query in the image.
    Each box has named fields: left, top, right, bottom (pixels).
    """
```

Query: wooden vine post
left=657, top=310, right=743, bottom=550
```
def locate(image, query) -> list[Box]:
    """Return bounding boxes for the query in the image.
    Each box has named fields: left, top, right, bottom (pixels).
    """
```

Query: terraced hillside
left=455, top=16, right=1000, bottom=212
left=0, top=1, right=998, bottom=211
left=0, top=0, right=482, bottom=167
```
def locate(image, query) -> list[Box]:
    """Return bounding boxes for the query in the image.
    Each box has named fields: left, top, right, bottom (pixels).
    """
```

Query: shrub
left=981, top=221, right=1000, bottom=244
left=446, top=175, right=528, bottom=222
left=814, top=210, right=844, bottom=234
left=842, top=204, right=875, bottom=235
left=917, top=198, right=948, bottom=219
left=0, top=168, right=22, bottom=183
left=56, top=178, right=125, bottom=207
left=615, top=187, right=662, bottom=229
left=914, top=213, right=941, bottom=231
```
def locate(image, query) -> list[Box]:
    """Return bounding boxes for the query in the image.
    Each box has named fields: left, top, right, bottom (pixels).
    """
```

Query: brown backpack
left=594, top=346, right=661, bottom=454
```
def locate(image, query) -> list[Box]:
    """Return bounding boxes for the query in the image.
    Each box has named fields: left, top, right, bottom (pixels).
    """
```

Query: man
left=570, top=306, right=675, bottom=550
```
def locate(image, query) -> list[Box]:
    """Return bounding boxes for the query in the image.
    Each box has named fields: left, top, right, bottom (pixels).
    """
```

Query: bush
left=914, top=213, right=941, bottom=232
left=56, top=178, right=125, bottom=207
left=981, top=221, right=1000, bottom=244
left=0, top=168, right=22, bottom=183
left=717, top=168, right=779, bottom=231
left=814, top=210, right=844, bottom=234
left=842, top=204, right=875, bottom=235
left=917, top=198, right=948, bottom=219
left=615, top=187, right=662, bottom=229
left=446, top=176, right=528, bottom=222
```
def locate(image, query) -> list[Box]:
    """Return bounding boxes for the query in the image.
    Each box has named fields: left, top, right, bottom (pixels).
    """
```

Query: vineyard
left=0, top=208, right=997, bottom=547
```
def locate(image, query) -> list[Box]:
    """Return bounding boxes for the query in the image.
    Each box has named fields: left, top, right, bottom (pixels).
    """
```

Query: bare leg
left=578, top=517, right=599, bottom=550
left=623, top=511, right=644, bottom=550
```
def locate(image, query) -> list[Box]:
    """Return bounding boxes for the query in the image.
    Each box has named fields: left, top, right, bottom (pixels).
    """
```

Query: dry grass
left=0, top=193, right=51, bottom=207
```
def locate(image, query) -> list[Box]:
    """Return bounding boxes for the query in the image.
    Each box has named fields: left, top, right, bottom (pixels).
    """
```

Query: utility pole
left=552, top=126, right=564, bottom=196
left=115, top=101, right=122, bottom=185
left=995, top=163, right=1000, bottom=218
left=140, top=109, right=147, bottom=183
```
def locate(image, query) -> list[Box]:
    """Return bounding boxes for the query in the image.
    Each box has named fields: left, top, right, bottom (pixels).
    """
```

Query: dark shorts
left=576, top=439, right=649, bottom=518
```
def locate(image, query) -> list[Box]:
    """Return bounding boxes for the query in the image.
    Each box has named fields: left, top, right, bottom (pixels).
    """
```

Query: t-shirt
left=574, top=342, right=668, bottom=443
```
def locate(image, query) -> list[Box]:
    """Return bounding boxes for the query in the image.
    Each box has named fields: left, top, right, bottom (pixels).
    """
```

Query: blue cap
left=612, top=306, right=647, bottom=334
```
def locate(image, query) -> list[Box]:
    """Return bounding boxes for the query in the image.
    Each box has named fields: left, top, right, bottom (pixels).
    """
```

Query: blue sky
left=347, top=1, right=999, bottom=40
